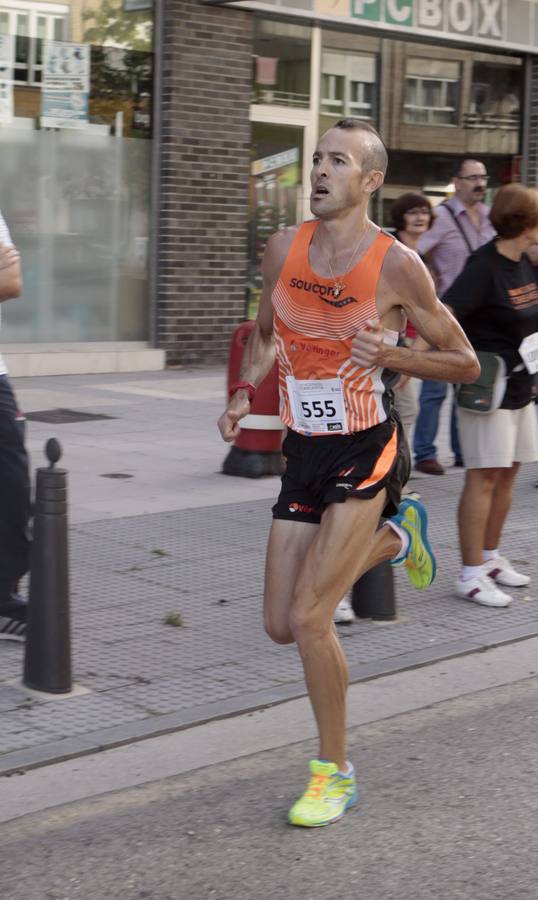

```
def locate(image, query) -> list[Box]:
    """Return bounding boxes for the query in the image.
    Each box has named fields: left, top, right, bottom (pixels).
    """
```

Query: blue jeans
left=413, top=379, right=462, bottom=464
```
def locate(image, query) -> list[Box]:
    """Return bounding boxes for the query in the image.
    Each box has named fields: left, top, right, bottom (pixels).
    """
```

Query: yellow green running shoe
left=288, top=760, right=357, bottom=828
left=390, top=497, right=436, bottom=589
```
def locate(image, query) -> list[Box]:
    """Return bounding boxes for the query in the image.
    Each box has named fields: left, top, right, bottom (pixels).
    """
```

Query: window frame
left=403, top=72, right=459, bottom=127
left=0, top=0, right=69, bottom=87
left=321, top=50, right=377, bottom=121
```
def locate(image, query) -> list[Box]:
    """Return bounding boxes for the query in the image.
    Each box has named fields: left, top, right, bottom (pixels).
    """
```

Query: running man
left=218, top=119, right=479, bottom=828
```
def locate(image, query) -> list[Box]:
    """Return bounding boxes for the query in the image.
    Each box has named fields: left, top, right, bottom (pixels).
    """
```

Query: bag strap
left=441, top=201, right=474, bottom=255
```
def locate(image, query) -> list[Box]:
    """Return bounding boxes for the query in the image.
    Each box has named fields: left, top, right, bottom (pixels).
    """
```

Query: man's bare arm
left=217, top=228, right=295, bottom=442
left=0, top=244, right=22, bottom=301
left=352, top=244, right=479, bottom=384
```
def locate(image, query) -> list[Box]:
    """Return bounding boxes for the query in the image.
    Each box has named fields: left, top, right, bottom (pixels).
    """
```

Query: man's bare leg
left=265, top=493, right=401, bottom=770
left=263, top=519, right=319, bottom=645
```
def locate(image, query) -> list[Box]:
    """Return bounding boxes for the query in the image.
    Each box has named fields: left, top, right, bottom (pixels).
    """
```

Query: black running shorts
left=272, top=414, right=410, bottom=525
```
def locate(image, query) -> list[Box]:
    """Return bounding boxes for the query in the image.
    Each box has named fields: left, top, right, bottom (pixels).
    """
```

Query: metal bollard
left=23, top=438, right=72, bottom=694
left=351, top=560, right=396, bottom=621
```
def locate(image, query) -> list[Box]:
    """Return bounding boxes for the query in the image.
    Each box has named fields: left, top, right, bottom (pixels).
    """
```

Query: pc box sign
left=351, top=1, right=505, bottom=37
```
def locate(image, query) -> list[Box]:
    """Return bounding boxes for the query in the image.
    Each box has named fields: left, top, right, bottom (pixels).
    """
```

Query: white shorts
left=393, top=377, right=419, bottom=439
left=456, top=402, right=538, bottom=469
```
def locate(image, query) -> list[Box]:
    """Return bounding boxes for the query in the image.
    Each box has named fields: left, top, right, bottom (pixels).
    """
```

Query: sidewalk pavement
left=1, top=368, right=537, bottom=774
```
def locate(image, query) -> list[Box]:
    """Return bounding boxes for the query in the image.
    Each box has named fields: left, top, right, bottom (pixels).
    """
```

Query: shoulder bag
left=455, top=351, right=507, bottom=414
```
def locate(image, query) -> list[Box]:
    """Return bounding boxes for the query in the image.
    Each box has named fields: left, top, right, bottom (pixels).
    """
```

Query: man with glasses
left=413, top=159, right=496, bottom=475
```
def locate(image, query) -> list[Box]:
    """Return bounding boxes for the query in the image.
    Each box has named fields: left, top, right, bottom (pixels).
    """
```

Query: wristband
left=229, top=381, right=256, bottom=403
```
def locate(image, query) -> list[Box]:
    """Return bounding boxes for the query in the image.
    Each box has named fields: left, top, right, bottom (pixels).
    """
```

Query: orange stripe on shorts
left=354, top=427, right=398, bottom=491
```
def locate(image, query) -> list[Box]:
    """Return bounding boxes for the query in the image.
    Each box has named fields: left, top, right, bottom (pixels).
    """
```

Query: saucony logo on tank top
left=272, top=220, right=397, bottom=436
left=288, top=278, right=358, bottom=308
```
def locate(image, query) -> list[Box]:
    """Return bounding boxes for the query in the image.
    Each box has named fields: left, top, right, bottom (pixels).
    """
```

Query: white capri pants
left=456, top=401, right=538, bottom=469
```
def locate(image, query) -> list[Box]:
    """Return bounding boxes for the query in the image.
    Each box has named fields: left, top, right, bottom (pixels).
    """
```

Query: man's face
left=310, top=128, right=382, bottom=218
left=454, top=161, right=489, bottom=206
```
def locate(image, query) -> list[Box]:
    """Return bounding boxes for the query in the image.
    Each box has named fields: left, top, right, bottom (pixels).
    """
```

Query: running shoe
left=0, top=592, right=27, bottom=642
left=485, top=556, right=530, bottom=588
left=333, top=594, right=355, bottom=625
left=455, top=573, right=511, bottom=607
left=288, top=759, right=357, bottom=828
left=0, top=616, right=26, bottom=641
left=389, top=497, right=436, bottom=589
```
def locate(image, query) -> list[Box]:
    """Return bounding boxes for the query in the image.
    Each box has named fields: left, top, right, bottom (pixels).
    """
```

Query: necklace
left=324, top=226, right=373, bottom=298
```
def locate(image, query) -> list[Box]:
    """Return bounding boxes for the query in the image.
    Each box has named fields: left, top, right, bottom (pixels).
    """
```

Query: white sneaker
left=455, top=573, right=512, bottom=607
left=333, top=594, right=355, bottom=625
left=484, top=556, right=530, bottom=588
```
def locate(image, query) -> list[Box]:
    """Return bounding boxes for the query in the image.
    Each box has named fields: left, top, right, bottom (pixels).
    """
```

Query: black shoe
left=454, top=458, right=465, bottom=468
left=0, top=591, right=27, bottom=641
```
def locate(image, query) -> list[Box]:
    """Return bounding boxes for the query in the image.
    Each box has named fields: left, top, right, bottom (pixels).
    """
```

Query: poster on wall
left=41, top=41, right=90, bottom=129
left=0, top=34, right=14, bottom=124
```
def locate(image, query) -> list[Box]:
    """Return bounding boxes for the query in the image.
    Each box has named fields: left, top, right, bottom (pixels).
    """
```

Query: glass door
left=247, top=121, right=304, bottom=319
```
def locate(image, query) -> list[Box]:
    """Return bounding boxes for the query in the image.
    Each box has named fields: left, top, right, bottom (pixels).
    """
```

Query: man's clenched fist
left=351, top=318, right=387, bottom=368
left=217, top=391, right=251, bottom=442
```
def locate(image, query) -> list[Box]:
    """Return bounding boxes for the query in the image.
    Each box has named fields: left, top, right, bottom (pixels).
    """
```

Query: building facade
left=1, top=0, right=538, bottom=370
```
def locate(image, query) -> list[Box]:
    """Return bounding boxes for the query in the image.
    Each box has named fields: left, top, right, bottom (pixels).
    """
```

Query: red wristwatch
left=229, top=381, right=256, bottom=403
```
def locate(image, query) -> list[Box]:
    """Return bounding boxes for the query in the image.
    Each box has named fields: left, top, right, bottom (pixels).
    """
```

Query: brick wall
left=157, top=0, right=253, bottom=365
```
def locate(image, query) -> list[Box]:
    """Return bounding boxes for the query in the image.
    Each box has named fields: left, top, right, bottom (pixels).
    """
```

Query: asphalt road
left=2, top=677, right=538, bottom=900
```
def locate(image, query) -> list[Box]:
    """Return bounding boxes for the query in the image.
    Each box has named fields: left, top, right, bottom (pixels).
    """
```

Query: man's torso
left=271, top=221, right=398, bottom=436
left=419, top=199, right=495, bottom=297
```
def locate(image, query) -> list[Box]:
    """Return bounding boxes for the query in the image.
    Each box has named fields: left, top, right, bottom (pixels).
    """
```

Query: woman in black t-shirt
left=444, top=184, right=538, bottom=609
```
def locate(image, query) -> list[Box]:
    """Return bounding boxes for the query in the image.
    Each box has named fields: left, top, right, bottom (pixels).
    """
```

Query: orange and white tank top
left=272, top=220, right=397, bottom=436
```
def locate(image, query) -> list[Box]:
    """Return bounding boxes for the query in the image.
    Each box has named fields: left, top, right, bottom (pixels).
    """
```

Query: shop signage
left=219, top=0, right=538, bottom=54
left=351, top=0, right=504, bottom=38
left=41, top=41, right=90, bottom=130
left=124, top=0, right=153, bottom=11
left=252, top=147, right=299, bottom=175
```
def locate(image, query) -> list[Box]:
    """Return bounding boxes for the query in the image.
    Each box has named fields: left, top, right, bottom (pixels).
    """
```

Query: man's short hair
left=390, top=192, right=433, bottom=233
left=334, top=118, right=388, bottom=176
left=454, top=158, right=484, bottom=178
left=490, top=183, right=538, bottom=239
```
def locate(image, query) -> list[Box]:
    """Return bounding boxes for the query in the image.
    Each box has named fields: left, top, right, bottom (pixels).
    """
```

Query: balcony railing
left=252, top=88, right=310, bottom=108
left=463, top=112, right=519, bottom=131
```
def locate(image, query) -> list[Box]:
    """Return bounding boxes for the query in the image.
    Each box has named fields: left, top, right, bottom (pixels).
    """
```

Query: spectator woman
left=390, top=192, right=433, bottom=446
left=444, top=183, right=538, bottom=607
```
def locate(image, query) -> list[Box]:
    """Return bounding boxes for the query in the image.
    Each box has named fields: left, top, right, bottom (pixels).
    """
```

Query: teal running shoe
left=390, top=497, right=436, bottom=589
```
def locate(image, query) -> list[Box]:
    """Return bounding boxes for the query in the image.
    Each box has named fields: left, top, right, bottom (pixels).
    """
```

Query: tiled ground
left=1, top=464, right=537, bottom=758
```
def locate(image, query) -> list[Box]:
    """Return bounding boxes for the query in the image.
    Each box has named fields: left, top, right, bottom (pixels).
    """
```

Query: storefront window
left=0, top=0, right=154, bottom=343
left=404, top=58, right=460, bottom=126
left=252, top=18, right=311, bottom=108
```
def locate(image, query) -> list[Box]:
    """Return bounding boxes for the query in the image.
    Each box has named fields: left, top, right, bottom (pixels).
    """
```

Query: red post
left=222, top=321, right=285, bottom=478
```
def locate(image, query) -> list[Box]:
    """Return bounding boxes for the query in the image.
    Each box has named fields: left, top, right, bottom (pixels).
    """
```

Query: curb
left=1, top=621, right=537, bottom=778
